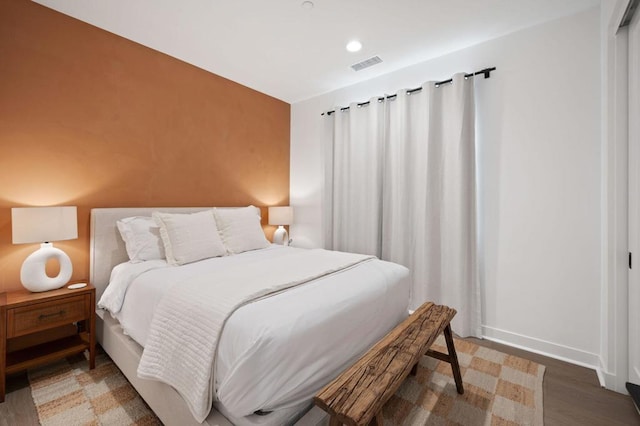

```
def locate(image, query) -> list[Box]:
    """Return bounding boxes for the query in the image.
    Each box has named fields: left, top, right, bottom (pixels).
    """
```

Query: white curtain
left=324, top=97, right=387, bottom=257
left=325, top=73, right=481, bottom=337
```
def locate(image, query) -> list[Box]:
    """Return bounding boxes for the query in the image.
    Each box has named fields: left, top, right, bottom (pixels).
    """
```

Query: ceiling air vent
left=351, top=56, right=382, bottom=72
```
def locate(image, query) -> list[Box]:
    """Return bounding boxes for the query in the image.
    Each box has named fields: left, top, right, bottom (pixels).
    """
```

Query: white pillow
left=116, top=216, right=165, bottom=263
left=153, top=210, right=227, bottom=266
left=214, top=206, right=269, bottom=254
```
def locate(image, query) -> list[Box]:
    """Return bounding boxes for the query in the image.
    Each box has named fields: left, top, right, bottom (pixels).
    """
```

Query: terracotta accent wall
left=0, top=1, right=290, bottom=292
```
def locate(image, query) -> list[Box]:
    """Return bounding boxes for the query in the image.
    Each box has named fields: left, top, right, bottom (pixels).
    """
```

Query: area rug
left=27, top=337, right=544, bottom=426
left=28, top=353, right=160, bottom=426
left=382, top=336, right=545, bottom=426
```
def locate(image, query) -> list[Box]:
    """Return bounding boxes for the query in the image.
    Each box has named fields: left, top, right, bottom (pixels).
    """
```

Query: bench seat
left=314, top=301, right=463, bottom=426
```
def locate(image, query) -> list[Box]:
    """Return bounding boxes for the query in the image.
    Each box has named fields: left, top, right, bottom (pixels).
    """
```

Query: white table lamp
left=269, top=206, right=293, bottom=245
left=12, top=206, right=78, bottom=292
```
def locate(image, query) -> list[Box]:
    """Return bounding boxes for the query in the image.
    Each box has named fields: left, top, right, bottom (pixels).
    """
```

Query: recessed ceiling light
left=301, top=1, right=314, bottom=9
left=346, top=40, right=362, bottom=52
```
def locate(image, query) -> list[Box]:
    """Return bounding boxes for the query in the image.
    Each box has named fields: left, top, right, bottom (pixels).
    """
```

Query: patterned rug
left=26, top=338, right=544, bottom=426
left=28, top=353, right=160, bottom=426
left=382, top=336, right=545, bottom=425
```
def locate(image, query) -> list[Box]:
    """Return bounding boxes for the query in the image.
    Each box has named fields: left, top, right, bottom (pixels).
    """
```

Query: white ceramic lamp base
left=273, top=225, right=289, bottom=245
left=20, top=242, right=73, bottom=292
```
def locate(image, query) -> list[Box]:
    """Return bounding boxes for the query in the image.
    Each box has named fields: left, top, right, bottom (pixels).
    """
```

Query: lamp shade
left=268, top=206, right=293, bottom=226
left=12, top=206, right=78, bottom=244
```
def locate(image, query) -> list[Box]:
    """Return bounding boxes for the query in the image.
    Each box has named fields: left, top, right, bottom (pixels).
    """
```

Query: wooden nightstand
left=0, top=283, right=95, bottom=402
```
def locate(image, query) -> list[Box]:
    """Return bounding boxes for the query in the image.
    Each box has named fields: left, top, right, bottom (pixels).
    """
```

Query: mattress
left=99, top=245, right=410, bottom=419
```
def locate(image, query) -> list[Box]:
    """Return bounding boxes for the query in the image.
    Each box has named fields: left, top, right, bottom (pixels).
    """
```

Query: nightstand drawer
left=7, top=294, right=88, bottom=338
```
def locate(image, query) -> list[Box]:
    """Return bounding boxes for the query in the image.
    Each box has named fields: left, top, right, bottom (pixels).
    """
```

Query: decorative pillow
left=214, top=206, right=270, bottom=254
left=116, top=216, right=165, bottom=263
left=152, top=210, right=227, bottom=266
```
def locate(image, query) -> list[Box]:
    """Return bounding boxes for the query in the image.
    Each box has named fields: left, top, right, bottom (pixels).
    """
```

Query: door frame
left=628, top=3, right=640, bottom=388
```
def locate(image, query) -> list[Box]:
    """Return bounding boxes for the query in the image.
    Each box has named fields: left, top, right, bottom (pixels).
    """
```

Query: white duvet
left=98, top=245, right=410, bottom=421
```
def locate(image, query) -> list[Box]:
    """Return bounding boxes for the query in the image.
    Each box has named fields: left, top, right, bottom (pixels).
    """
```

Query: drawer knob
left=38, top=310, right=66, bottom=320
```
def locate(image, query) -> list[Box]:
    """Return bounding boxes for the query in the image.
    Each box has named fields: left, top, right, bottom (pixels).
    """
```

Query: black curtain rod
left=322, top=67, right=496, bottom=116
left=619, top=0, right=639, bottom=28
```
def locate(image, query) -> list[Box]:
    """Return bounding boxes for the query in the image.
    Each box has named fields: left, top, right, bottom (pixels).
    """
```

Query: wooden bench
left=314, top=302, right=464, bottom=426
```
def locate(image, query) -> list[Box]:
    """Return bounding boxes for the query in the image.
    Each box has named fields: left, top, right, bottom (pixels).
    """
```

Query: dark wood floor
left=0, top=371, right=39, bottom=426
left=1, top=341, right=639, bottom=425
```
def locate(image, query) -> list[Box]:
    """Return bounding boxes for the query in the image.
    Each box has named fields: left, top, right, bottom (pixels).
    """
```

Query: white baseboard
left=481, top=325, right=601, bottom=372
left=595, top=361, right=607, bottom=388
left=597, top=356, right=633, bottom=393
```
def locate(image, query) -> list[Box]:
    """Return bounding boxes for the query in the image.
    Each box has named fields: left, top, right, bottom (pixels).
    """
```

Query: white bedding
left=98, top=245, right=410, bottom=421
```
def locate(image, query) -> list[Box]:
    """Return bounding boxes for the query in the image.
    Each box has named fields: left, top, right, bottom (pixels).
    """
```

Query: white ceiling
left=33, top=0, right=599, bottom=103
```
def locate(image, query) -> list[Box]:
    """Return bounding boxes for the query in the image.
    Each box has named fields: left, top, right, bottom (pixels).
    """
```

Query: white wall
left=291, top=7, right=602, bottom=367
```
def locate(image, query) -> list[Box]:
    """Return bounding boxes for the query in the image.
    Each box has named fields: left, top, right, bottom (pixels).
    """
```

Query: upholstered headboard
left=89, top=207, right=260, bottom=302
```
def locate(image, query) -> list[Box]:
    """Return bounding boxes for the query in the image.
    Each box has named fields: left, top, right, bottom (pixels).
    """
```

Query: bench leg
left=410, top=362, right=418, bottom=376
left=329, top=416, right=342, bottom=426
left=443, top=324, right=464, bottom=395
left=368, top=411, right=383, bottom=426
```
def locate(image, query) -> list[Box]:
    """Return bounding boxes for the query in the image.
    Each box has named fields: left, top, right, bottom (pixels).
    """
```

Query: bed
left=90, top=207, right=410, bottom=426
